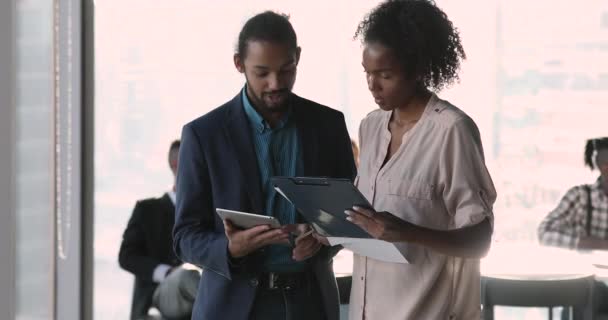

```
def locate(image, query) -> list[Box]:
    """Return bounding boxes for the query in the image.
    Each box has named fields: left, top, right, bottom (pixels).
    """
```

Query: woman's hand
left=345, top=206, right=413, bottom=243
left=347, top=207, right=493, bottom=258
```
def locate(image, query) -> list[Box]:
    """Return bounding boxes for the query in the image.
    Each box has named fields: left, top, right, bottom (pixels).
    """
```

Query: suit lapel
left=223, top=92, right=265, bottom=214
left=160, top=193, right=176, bottom=232
left=160, top=193, right=178, bottom=260
left=292, top=96, right=319, bottom=176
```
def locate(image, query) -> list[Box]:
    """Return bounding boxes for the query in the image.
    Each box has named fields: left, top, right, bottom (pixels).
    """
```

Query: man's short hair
left=168, top=140, right=180, bottom=169
left=236, top=11, right=298, bottom=58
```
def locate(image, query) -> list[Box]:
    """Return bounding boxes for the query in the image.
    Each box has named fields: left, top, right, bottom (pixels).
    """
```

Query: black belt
left=257, top=271, right=312, bottom=290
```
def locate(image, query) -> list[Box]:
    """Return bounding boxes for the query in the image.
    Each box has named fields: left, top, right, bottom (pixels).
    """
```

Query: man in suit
left=173, top=11, right=356, bottom=320
left=119, top=140, right=200, bottom=320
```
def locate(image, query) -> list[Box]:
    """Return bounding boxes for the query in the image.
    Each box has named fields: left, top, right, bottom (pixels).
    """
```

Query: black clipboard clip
left=290, top=177, right=330, bottom=186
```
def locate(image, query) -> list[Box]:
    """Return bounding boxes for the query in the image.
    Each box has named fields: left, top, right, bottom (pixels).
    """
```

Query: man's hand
left=312, top=232, right=330, bottom=246
left=346, top=206, right=411, bottom=243
left=224, top=220, right=290, bottom=258
left=285, top=224, right=323, bottom=261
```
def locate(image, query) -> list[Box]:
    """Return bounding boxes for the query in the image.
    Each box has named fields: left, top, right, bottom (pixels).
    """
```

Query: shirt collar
left=593, top=176, right=604, bottom=189
left=241, top=86, right=290, bottom=133
left=168, top=190, right=176, bottom=206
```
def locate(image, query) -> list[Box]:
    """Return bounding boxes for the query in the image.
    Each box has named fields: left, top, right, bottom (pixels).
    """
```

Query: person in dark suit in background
left=173, top=11, right=356, bottom=320
left=119, top=140, right=200, bottom=320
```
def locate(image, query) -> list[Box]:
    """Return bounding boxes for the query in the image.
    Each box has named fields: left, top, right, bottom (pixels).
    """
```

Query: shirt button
left=360, top=276, right=364, bottom=280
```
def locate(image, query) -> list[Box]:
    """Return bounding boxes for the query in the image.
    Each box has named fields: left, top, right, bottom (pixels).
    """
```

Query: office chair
left=481, top=274, right=595, bottom=320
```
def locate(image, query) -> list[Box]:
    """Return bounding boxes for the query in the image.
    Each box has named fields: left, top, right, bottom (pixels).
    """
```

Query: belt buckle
left=267, top=272, right=293, bottom=290
left=268, top=272, right=278, bottom=289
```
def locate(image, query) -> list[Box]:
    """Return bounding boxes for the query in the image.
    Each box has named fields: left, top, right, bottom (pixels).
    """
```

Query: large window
left=94, top=1, right=608, bottom=318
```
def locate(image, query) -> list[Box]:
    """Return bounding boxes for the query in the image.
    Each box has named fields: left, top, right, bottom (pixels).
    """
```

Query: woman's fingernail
left=346, top=217, right=352, bottom=221
left=344, top=211, right=351, bottom=216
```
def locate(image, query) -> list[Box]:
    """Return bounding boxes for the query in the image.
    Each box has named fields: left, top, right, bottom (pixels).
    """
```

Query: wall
left=0, top=0, right=16, bottom=319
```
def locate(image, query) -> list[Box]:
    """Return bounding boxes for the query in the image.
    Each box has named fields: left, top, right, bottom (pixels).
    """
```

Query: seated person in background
left=538, top=137, right=608, bottom=317
left=119, top=140, right=200, bottom=320
left=538, top=137, right=608, bottom=250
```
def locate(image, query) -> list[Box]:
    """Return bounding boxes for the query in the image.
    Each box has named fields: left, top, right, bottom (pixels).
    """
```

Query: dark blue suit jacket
left=173, top=91, right=356, bottom=320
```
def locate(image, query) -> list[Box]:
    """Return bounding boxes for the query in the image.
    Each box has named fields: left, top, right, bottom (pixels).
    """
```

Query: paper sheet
left=328, top=237, right=408, bottom=264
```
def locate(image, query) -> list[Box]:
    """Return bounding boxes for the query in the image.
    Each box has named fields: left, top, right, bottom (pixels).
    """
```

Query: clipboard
left=271, top=176, right=372, bottom=238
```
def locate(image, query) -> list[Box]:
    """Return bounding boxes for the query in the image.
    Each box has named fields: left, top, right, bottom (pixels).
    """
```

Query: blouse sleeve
left=439, top=117, right=497, bottom=229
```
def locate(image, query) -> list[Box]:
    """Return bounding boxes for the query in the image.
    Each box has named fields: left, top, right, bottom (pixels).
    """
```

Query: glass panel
left=14, top=1, right=55, bottom=319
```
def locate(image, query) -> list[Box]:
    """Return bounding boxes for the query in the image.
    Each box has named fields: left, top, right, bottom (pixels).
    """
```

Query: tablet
left=216, top=208, right=281, bottom=229
left=272, top=176, right=372, bottom=238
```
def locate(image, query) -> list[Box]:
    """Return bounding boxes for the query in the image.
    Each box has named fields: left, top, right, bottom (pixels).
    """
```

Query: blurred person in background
left=539, top=137, right=608, bottom=250
left=538, top=137, right=608, bottom=318
left=344, top=1, right=496, bottom=319
left=119, top=140, right=200, bottom=320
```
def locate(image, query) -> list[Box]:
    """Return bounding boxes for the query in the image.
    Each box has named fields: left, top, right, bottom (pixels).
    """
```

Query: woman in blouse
left=345, top=1, right=497, bottom=319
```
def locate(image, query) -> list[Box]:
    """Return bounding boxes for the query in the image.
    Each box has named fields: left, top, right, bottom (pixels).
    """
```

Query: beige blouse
left=349, top=94, right=497, bottom=320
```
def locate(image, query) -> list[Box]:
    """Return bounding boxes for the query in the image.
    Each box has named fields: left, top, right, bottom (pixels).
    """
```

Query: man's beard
left=249, top=89, right=291, bottom=114
left=262, top=89, right=290, bottom=113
